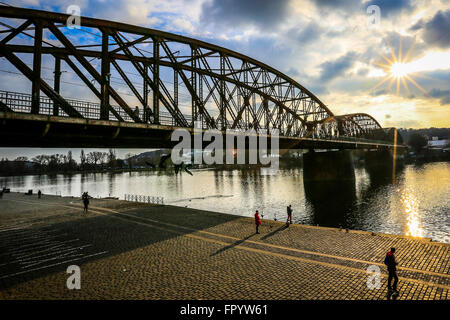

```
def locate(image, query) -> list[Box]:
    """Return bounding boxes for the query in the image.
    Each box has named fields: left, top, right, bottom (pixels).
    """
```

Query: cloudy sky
left=0, top=0, right=449, bottom=160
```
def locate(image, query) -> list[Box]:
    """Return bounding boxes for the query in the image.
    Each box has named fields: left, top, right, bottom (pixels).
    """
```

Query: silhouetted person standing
left=254, top=210, right=261, bottom=234
left=82, top=192, right=90, bottom=214
left=38, top=190, right=42, bottom=199
left=144, top=106, right=152, bottom=123
left=385, top=247, right=399, bottom=297
left=286, top=204, right=292, bottom=226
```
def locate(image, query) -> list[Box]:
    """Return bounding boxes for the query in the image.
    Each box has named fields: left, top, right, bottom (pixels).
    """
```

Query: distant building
left=428, top=137, right=449, bottom=149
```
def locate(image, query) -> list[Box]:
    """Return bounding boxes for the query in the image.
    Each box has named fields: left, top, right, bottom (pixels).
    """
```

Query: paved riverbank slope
left=0, top=192, right=448, bottom=299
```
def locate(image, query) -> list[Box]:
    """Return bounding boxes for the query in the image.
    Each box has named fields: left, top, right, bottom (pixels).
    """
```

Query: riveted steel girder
left=0, top=6, right=397, bottom=144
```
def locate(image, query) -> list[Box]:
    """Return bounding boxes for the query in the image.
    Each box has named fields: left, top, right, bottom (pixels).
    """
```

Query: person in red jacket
left=254, top=210, right=261, bottom=234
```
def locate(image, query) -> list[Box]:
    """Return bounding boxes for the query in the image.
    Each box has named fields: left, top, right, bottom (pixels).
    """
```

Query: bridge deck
left=0, top=89, right=400, bottom=149
left=0, top=111, right=399, bottom=149
left=0, top=192, right=447, bottom=300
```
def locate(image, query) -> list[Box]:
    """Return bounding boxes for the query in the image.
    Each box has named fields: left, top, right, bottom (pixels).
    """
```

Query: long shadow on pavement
left=210, top=234, right=255, bottom=257
left=260, top=224, right=288, bottom=241
left=0, top=202, right=241, bottom=290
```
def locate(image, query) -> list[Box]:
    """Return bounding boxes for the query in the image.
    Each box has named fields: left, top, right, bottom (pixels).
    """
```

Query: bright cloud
left=403, top=51, right=450, bottom=73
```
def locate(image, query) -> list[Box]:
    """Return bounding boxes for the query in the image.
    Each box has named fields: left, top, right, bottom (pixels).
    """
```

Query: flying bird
left=145, top=154, right=194, bottom=176
left=174, top=162, right=194, bottom=176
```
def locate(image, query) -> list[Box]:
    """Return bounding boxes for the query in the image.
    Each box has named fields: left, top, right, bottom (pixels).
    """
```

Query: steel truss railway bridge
left=0, top=7, right=403, bottom=151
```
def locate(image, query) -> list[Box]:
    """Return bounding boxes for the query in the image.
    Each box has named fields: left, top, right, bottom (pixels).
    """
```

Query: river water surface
left=1, top=162, right=449, bottom=243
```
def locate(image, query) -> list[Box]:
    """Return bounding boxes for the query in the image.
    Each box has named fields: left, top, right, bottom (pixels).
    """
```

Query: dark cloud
left=282, top=67, right=328, bottom=95
left=423, top=69, right=450, bottom=82
left=428, top=88, right=450, bottom=105
left=199, top=0, right=291, bottom=30
left=382, top=32, right=425, bottom=61
left=311, top=0, right=361, bottom=10
left=361, top=32, right=426, bottom=66
left=318, top=51, right=358, bottom=82
left=281, top=21, right=326, bottom=50
left=412, top=70, right=450, bottom=103
left=292, top=21, right=323, bottom=45
left=312, top=0, right=414, bottom=17
left=286, top=67, right=301, bottom=77
left=308, top=83, right=329, bottom=95
left=364, top=0, right=415, bottom=17
left=421, top=10, right=450, bottom=48
left=210, top=34, right=294, bottom=71
left=409, top=20, right=423, bottom=31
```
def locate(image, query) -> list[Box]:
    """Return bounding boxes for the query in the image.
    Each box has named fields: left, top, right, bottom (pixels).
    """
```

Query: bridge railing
left=0, top=90, right=193, bottom=127
left=124, top=193, right=164, bottom=205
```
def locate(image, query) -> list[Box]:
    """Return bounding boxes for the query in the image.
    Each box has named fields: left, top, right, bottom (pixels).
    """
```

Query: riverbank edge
left=6, top=191, right=448, bottom=247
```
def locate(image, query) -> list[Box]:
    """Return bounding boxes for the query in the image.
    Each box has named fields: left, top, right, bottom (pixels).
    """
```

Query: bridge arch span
left=0, top=6, right=398, bottom=144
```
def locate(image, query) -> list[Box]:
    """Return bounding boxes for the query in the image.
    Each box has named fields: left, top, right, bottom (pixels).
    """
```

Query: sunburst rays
left=370, top=38, right=429, bottom=97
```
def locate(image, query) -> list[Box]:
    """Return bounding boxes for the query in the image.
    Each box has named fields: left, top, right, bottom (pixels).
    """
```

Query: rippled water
left=1, top=162, right=449, bottom=243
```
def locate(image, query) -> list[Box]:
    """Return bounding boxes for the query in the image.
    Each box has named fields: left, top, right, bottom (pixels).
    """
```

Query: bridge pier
left=302, top=149, right=356, bottom=228
left=364, top=148, right=404, bottom=183
left=302, top=149, right=355, bottom=182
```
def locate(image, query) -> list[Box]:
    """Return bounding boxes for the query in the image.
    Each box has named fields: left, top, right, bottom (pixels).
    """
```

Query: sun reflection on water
left=401, top=190, right=424, bottom=238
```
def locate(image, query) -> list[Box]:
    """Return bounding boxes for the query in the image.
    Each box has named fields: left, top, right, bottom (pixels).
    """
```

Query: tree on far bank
left=66, top=151, right=77, bottom=171
left=408, top=133, right=428, bottom=153
left=108, top=149, right=117, bottom=169
left=80, top=150, right=86, bottom=170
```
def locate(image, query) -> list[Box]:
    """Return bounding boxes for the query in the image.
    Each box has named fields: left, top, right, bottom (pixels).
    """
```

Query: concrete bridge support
left=302, top=149, right=356, bottom=228
left=302, top=150, right=355, bottom=182
left=364, top=148, right=404, bottom=183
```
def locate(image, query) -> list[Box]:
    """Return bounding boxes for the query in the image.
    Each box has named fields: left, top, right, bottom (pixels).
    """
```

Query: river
left=1, top=162, right=449, bottom=243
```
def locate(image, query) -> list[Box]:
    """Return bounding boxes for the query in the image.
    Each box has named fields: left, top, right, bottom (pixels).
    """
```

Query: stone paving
left=0, top=192, right=448, bottom=300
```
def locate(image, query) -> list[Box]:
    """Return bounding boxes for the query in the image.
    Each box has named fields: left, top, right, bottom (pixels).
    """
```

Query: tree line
left=0, top=149, right=132, bottom=176
left=398, top=128, right=450, bottom=153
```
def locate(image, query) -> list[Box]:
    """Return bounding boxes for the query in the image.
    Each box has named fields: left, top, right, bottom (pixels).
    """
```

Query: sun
left=390, top=62, right=409, bottom=78
left=370, top=38, right=429, bottom=96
